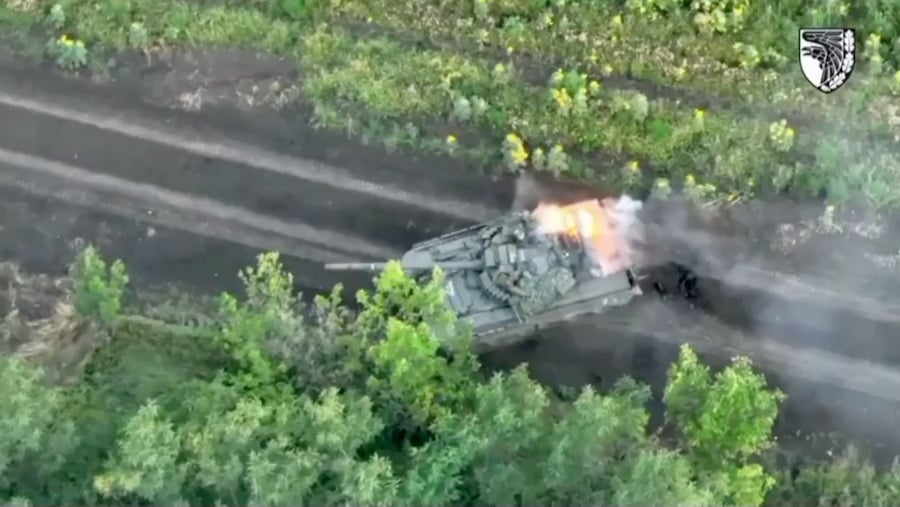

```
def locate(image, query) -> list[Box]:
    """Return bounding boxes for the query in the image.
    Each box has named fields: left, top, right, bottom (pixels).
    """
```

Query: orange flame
left=532, top=198, right=628, bottom=274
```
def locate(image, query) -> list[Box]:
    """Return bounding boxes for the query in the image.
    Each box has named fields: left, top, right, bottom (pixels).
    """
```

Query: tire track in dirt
left=0, top=146, right=399, bottom=262
left=0, top=49, right=517, bottom=213
left=0, top=89, right=502, bottom=227
left=622, top=299, right=900, bottom=404
left=0, top=186, right=374, bottom=297
left=695, top=264, right=900, bottom=364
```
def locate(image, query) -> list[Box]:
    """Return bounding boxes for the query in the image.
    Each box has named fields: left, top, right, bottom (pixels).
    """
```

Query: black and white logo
left=799, top=28, right=856, bottom=94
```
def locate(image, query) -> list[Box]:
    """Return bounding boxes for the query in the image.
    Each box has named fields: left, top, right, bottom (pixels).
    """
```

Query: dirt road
left=0, top=184, right=361, bottom=295
left=2, top=51, right=900, bottom=461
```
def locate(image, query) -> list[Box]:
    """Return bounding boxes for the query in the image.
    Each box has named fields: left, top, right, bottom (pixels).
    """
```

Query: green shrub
left=70, top=246, right=129, bottom=325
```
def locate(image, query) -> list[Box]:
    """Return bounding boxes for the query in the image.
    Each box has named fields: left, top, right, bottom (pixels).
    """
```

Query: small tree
left=70, top=246, right=129, bottom=325
left=665, top=345, right=786, bottom=506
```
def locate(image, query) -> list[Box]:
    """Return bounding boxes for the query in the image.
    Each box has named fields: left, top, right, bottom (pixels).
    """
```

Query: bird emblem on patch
left=799, top=28, right=856, bottom=94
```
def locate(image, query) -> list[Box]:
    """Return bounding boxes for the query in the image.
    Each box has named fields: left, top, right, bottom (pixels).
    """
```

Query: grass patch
left=301, top=28, right=900, bottom=207
left=2, top=0, right=900, bottom=209
left=55, top=0, right=300, bottom=54
left=327, top=0, right=900, bottom=119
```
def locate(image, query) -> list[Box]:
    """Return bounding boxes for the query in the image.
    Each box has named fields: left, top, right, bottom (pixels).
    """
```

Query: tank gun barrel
left=325, top=262, right=391, bottom=272
left=325, top=260, right=482, bottom=272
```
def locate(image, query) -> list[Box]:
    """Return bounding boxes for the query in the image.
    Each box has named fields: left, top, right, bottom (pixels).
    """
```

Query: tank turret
left=325, top=201, right=642, bottom=350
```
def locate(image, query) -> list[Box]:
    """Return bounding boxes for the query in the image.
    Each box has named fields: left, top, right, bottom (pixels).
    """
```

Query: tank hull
left=463, top=274, right=640, bottom=350
left=414, top=218, right=642, bottom=349
left=328, top=200, right=644, bottom=349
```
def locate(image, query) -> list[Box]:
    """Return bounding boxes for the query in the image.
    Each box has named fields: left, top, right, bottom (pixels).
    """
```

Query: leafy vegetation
left=330, top=0, right=900, bottom=111
left=0, top=247, right=898, bottom=506
left=3, top=0, right=900, bottom=208
left=299, top=28, right=900, bottom=207
left=2, top=0, right=900, bottom=502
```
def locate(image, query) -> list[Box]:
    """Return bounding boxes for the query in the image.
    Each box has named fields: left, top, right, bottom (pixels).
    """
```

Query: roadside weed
left=46, top=34, right=87, bottom=70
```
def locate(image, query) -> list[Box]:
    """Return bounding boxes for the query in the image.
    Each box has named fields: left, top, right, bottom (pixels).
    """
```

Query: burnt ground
left=3, top=42, right=900, bottom=461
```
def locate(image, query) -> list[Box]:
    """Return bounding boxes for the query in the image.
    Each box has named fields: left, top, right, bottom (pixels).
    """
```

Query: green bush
left=3, top=248, right=899, bottom=506
left=70, top=245, right=128, bottom=325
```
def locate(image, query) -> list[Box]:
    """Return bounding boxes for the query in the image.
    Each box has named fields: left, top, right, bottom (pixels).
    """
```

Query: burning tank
left=325, top=198, right=646, bottom=349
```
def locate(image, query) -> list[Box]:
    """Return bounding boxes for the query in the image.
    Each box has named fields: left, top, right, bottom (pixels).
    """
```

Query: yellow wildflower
left=685, top=173, right=696, bottom=185
left=512, top=149, right=528, bottom=165
left=627, top=160, right=640, bottom=172
left=506, top=46, right=514, bottom=54
left=504, top=133, right=528, bottom=167
left=692, top=108, right=706, bottom=130
left=446, top=134, right=457, bottom=144
left=552, top=88, right=572, bottom=110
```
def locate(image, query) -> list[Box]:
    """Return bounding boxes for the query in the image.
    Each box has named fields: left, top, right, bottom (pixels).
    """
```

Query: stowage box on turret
left=326, top=200, right=643, bottom=350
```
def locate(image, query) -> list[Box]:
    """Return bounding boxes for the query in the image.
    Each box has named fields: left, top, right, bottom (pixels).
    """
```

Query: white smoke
left=606, top=195, right=645, bottom=269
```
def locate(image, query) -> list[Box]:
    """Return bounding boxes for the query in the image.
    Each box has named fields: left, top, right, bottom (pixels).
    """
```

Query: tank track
left=696, top=262, right=900, bottom=328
